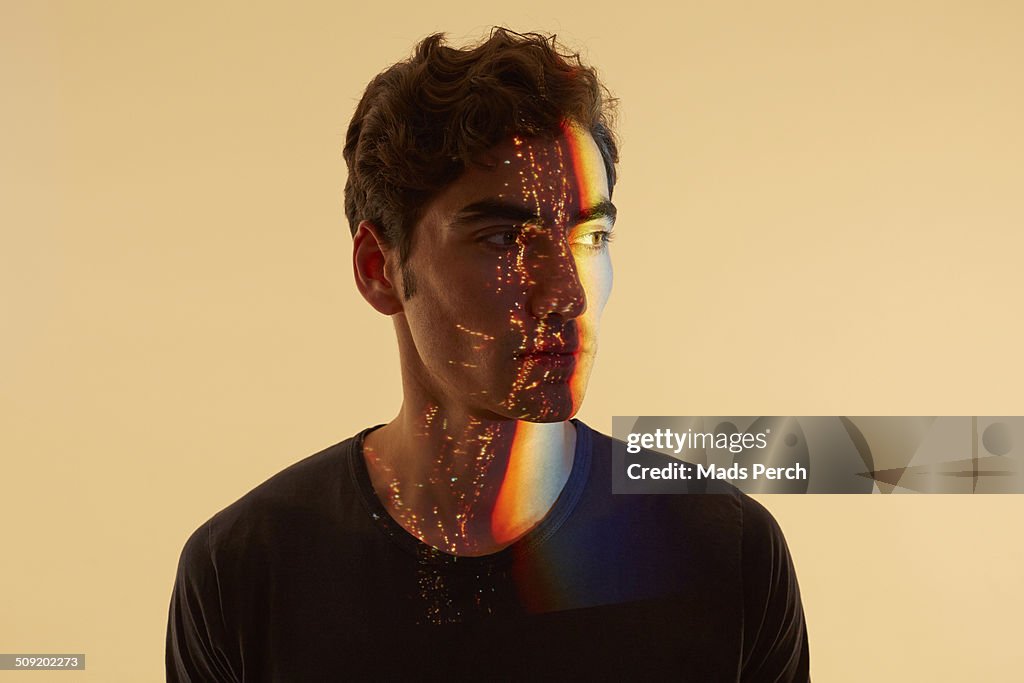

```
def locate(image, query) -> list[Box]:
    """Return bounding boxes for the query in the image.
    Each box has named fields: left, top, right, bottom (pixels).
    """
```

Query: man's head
left=346, top=29, right=619, bottom=423
left=344, top=29, right=618, bottom=298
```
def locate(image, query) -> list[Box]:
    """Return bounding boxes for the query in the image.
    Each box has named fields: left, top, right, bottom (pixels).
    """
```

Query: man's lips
left=513, top=347, right=580, bottom=374
left=510, top=325, right=581, bottom=366
left=512, top=330, right=580, bottom=358
left=513, top=345, right=579, bottom=359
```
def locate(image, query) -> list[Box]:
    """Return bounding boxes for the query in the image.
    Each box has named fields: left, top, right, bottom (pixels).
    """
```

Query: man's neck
left=362, top=404, right=577, bottom=557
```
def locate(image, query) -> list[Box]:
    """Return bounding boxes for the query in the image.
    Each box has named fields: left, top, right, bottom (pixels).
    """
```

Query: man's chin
left=503, top=392, right=580, bottom=424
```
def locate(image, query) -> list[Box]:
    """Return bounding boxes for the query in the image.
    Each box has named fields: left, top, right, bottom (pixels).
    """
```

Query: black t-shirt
left=167, top=421, right=810, bottom=681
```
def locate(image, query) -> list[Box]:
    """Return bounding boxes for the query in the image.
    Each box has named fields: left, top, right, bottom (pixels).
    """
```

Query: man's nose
left=525, top=236, right=587, bottom=320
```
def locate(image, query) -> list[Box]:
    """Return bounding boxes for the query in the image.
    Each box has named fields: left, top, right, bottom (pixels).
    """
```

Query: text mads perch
left=626, top=462, right=808, bottom=482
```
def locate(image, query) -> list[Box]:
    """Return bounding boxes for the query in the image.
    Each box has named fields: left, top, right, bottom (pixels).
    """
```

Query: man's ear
left=353, top=221, right=403, bottom=315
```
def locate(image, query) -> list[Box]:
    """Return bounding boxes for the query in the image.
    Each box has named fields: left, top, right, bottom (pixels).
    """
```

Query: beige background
left=3, top=1, right=1023, bottom=680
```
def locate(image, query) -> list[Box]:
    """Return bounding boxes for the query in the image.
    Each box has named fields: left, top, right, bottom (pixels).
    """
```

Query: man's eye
left=573, top=230, right=614, bottom=251
left=482, top=230, right=521, bottom=247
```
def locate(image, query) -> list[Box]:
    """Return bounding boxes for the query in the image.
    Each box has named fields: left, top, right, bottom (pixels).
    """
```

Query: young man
left=168, top=29, right=810, bottom=681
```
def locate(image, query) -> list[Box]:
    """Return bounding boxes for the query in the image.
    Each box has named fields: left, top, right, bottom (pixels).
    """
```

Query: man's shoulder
left=187, top=432, right=364, bottom=557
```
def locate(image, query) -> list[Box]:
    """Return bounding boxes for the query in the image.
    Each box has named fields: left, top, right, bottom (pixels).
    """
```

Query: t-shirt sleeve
left=739, top=495, right=811, bottom=682
left=166, top=523, right=240, bottom=683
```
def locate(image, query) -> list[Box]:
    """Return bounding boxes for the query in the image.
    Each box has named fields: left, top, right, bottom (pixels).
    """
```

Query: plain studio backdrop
left=3, top=2, right=1023, bottom=680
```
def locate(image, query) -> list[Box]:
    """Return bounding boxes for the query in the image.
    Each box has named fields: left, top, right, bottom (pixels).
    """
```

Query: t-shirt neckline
left=347, top=419, right=593, bottom=569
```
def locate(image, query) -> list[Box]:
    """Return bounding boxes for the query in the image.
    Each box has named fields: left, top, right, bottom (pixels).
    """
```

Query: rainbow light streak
left=564, top=121, right=604, bottom=415
left=493, top=122, right=606, bottom=543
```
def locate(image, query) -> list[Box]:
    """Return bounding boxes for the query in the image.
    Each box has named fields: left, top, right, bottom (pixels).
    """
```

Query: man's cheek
left=581, top=261, right=613, bottom=317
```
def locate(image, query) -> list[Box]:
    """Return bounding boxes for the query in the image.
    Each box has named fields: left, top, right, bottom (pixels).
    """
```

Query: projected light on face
left=411, top=122, right=615, bottom=426
left=494, top=128, right=612, bottom=420
left=367, top=124, right=614, bottom=585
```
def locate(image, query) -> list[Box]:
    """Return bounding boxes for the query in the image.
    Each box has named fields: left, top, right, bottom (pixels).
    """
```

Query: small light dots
left=454, top=324, right=496, bottom=341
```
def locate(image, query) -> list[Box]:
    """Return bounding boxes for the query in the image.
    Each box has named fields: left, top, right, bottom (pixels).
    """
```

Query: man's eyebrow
left=450, top=199, right=618, bottom=228
left=450, top=200, right=538, bottom=228
left=577, top=200, right=617, bottom=225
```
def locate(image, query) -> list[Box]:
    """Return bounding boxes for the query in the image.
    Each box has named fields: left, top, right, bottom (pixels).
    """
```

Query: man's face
left=394, top=124, right=615, bottom=423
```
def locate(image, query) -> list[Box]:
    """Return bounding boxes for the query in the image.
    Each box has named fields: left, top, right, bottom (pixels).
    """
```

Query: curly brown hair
left=343, top=28, right=619, bottom=297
